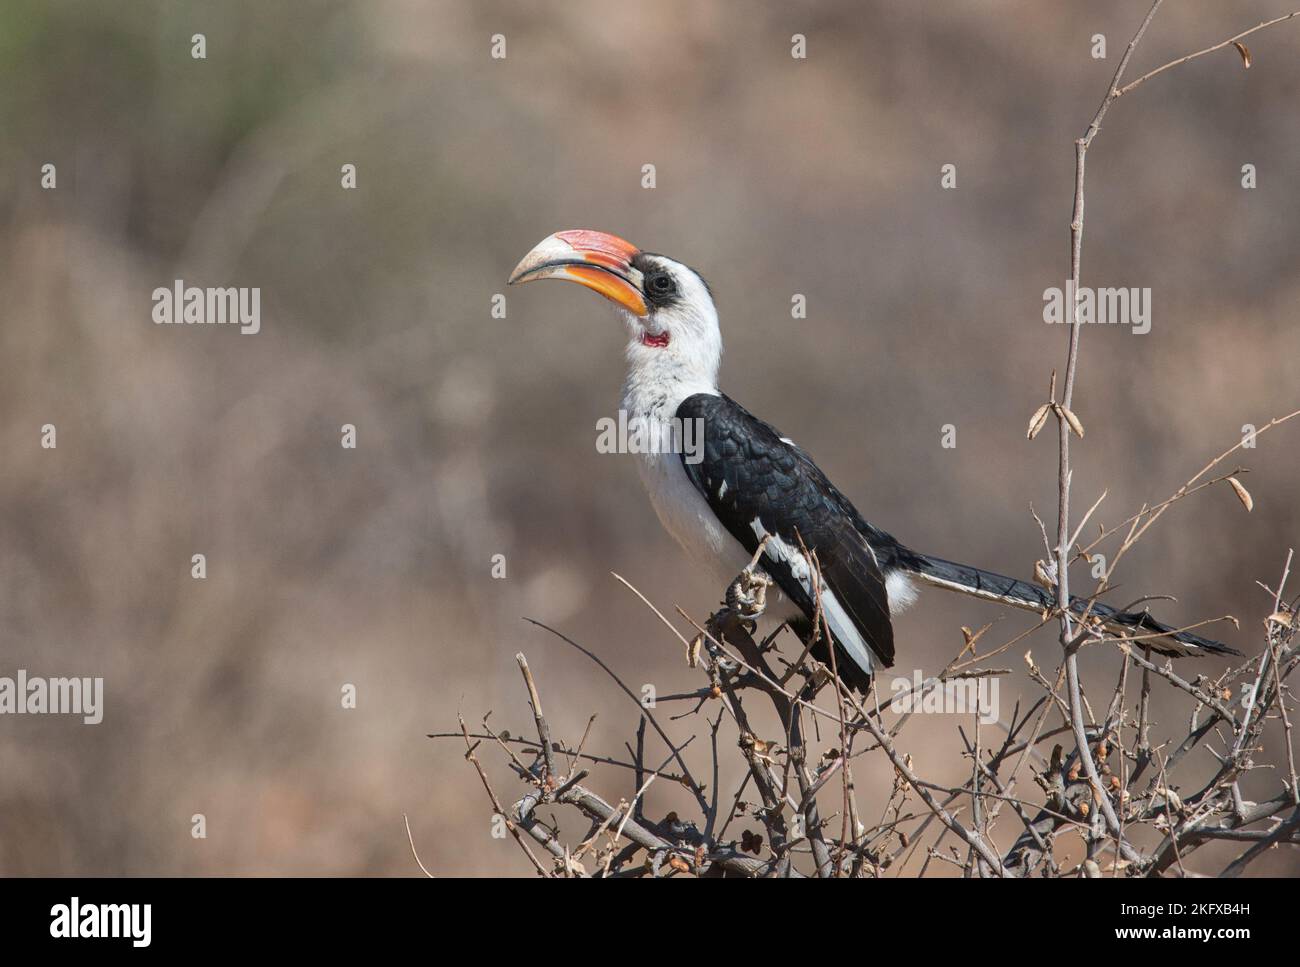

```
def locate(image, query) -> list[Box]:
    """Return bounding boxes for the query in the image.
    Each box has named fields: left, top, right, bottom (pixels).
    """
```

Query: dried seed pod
left=686, top=633, right=703, bottom=668
left=1059, top=404, right=1085, bottom=439
left=1227, top=477, right=1254, bottom=512
left=1027, top=403, right=1052, bottom=440
left=1232, top=41, right=1251, bottom=68
left=1034, top=560, right=1051, bottom=588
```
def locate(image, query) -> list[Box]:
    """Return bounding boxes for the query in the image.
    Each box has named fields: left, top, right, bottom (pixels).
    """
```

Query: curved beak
left=508, top=230, right=648, bottom=317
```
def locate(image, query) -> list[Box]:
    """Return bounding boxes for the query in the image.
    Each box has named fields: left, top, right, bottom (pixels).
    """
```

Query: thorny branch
left=431, top=534, right=1296, bottom=877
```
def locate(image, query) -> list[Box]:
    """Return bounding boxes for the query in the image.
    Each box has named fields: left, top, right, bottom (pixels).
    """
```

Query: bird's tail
left=899, top=551, right=1241, bottom=659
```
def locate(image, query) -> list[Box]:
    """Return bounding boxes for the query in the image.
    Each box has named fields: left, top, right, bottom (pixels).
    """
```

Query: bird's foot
left=725, top=564, right=772, bottom=622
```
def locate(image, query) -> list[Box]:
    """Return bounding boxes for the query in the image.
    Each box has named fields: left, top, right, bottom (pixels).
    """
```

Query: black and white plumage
left=509, top=230, right=1240, bottom=692
left=676, top=392, right=895, bottom=692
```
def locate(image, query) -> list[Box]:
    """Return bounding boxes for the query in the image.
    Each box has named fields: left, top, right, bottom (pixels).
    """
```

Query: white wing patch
left=749, top=518, right=876, bottom=676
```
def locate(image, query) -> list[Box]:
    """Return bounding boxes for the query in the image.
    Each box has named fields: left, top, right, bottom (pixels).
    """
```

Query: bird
left=508, top=229, right=1240, bottom=692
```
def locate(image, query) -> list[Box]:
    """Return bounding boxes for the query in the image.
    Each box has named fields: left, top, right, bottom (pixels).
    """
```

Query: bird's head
left=509, top=229, right=721, bottom=386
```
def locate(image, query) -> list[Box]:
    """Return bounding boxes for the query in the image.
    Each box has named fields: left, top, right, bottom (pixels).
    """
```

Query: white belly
left=630, top=447, right=804, bottom=625
left=636, top=447, right=751, bottom=585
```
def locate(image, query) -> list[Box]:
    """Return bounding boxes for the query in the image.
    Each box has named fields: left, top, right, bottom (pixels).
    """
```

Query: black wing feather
left=677, top=393, right=895, bottom=682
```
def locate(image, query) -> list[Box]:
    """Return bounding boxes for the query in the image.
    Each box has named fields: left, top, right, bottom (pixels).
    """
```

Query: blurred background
left=1, top=0, right=1298, bottom=875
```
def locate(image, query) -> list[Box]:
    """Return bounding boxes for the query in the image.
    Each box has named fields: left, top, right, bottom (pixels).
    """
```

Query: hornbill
left=508, top=229, right=1239, bottom=692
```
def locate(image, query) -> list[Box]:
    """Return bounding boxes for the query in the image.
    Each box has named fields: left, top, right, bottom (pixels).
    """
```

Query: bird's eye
left=647, top=272, right=676, bottom=296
